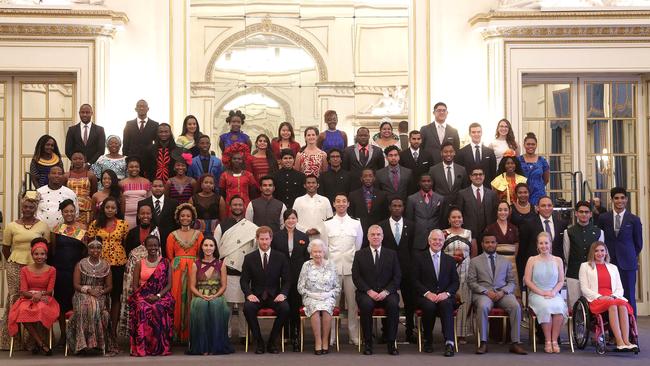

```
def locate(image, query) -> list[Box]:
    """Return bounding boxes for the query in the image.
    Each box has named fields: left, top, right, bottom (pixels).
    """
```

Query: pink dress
left=8, top=266, right=60, bottom=336
left=296, top=149, right=326, bottom=177
left=122, top=181, right=152, bottom=229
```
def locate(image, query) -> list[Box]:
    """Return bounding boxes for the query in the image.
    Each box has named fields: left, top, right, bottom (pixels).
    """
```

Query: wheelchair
left=572, top=296, right=639, bottom=355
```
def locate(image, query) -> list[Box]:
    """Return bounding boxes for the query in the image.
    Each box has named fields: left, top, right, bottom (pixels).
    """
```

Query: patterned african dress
left=67, top=172, right=93, bottom=225
left=51, top=224, right=87, bottom=314
left=87, top=219, right=129, bottom=299
left=443, top=228, right=473, bottom=338
left=29, top=154, right=64, bottom=188
left=91, top=155, right=127, bottom=180
left=168, top=177, right=194, bottom=205
left=296, top=149, right=327, bottom=178
left=166, top=229, right=203, bottom=342
left=219, top=170, right=258, bottom=214
left=219, top=131, right=250, bottom=151
left=122, top=181, right=152, bottom=229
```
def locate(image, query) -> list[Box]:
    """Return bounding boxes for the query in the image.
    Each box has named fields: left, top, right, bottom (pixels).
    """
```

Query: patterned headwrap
left=31, top=242, right=48, bottom=254
left=87, top=239, right=103, bottom=249
left=106, top=135, right=122, bottom=145
left=221, top=142, right=252, bottom=169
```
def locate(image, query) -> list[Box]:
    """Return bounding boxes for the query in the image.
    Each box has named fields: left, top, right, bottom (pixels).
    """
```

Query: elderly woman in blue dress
left=297, top=239, right=341, bottom=355
left=523, top=232, right=567, bottom=353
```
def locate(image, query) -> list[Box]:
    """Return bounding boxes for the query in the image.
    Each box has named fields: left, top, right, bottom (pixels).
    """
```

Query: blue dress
left=527, top=259, right=568, bottom=323
left=321, top=130, right=345, bottom=152
left=219, top=131, right=250, bottom=150
left=518, top=155, right=549, bottom=205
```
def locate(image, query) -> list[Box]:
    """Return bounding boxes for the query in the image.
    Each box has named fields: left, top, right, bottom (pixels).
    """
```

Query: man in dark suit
left=455, top=123, right=497, bottom=186
left=598, top=187, right=643, bottom=314
left=405, top=173, right=444, bottom=250
left=429, top=141, right=468, bottom=219
left=457, top=167, right=497, bottom=247
left=241, top=226, right=291, bottom=354
left=376, top=146, right=414, bottom=201
left=378, top=197, right=416, bottom=343
left=352, top=225, right=402, bottom=355
left=419, top=102, right=460, bottom=165
left=65, top=104, right=106, bottom=164
left=271, top=215, right=310, bottom=351
left=122, top=99, right=159, bottom=157
left=137, top=178, right=178, bottom=251
left=342, top=127, right=385, bottom=190
left=318, top=148, right=351, bottom=204
left=348, top=168, right=389, bottom=245
left=399, top=130, right=435, bottom=180
left=413, top=229, right=460, bottom=356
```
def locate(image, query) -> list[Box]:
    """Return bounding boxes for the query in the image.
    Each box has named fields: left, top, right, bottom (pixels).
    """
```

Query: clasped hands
left=247, top=294, right=286, bottom=303
left=425, top=291, right=450, bottom=303
left=485, top=290, right=506, bottom=302
left=367, top=289, right=389, bottom=301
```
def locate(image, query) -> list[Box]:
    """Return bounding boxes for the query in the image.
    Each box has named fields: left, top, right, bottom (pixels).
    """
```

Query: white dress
left=297, top=260, right=341, bottom=316
left=489, top=139, right=513, bottom=167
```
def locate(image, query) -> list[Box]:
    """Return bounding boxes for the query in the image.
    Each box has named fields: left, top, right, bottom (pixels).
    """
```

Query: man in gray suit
left=376, top=146, right=414, bottom=201
left=457, top=167, right=497, bottom=252
left=342, top=127, right=385, bottom=190
left=405, top=173, right=444, bottom=250
left=468, top=234, right=527, bottom=355
left=419, top=102, right=460, bottom=165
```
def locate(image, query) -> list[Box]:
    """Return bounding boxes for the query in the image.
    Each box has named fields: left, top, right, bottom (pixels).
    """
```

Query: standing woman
left=165, top=154, right=197, bottom=205
left=67, top=239, right=117, bottom=355
left=91, top=169, right=121, bottom=219
left=189, top=174, right=226, bottom=238
left=316, top=110, right=347, bottom=153
left=489, top=118, right=519, bottom=167
left=7, top=239, right=60, bottom=356
left=483, top=201, right=521, bottom=298
left=187, top=237, right=234, bottom=355
left=50, top=199, right=87, bottom=347
left=0, top=197, right=51, bottom=350
left=129, top=236, right=174, bottom=356
left=510, top=183, right=536, bottom=227
left=219, top=142, right=258, bottom=212
left=87, top=196, right=129, bottom=341
left=250, top=134, right=279, bottom=183
left=120, top=156, right=152, bottom=229
left=271, top=122, right=301, bottom=160
left=91, top=135, right=127, bottom=180
left=372, top=120, right=400, bottom=151
left=65, top=151, right=98, bottom=225
left=518, top=132, right=550, bottom=206
left=176, top=115, right=201, bottom=157
left=491, top=154, right=527, bottom=205
left=219, top=110, right=251, bottom=153
left=442, top=207, right=474, bottom=344
left=166, top=203, right=204, bottom=343
left=30, top=135, right=64, bottom=189
left=144, top=123, right=178, bottom=183
left=295, top=127, right=328, bottom=178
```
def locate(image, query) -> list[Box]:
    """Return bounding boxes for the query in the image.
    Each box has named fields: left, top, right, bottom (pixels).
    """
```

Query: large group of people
left=0, top=100, right=642, bottom=358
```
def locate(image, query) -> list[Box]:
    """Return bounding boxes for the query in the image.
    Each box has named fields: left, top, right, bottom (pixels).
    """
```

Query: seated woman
left=297, top=239, right=341, bottom=355
left=128, top=235, right=174, bottom=356
left=188, top=237, right=234, bottom=355
left=579, top=241, right=637, bottom=351
left=523, top=232, right=567, bottom=353
left=7, top=238, right=60, bottom=356
left=67, top=239, right=117, bottom=356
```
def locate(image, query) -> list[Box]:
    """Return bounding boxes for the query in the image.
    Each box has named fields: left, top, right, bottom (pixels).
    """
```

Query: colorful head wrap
left=31, top=242, right=48, bottom=254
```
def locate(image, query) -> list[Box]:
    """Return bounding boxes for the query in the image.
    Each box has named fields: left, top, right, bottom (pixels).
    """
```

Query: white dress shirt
left=371, top=246, right=382, bottom=264
left=153, top=194, right=165, bottom=209
left=443, top=162, right=455, bottom=186
left=436, top=122, right=447, bottom=143
left=259, top=248, right=271, bottom=266
left=472, top=143, right=482, bottom=161
left=473, top=185, right=483, bottom=203
left=540, top=215, right=555, bottom=239
left=322, top=214, right=363, bottom=275
left=293, top=193, right=333, bottom=237
left=389, top=217, right=403, bottom=241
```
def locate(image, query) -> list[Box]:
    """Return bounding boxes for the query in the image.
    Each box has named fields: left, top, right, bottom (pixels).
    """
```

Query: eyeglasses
left=471, top=173, right=484, bottom=176
left=576, top=210, right=592, bottom=214
left=434, top=109, right=448, bottom=113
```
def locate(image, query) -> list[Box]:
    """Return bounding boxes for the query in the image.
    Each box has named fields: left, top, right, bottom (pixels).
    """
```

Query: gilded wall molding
left=204, top=18, right=328, bottom=82
left=0, top=23, right=117, bottom=37
left=470, top=10, right=650, bottom=26
left=0, top=7, right=128, bottom=23
left=480, top=25, right=650, bottom=40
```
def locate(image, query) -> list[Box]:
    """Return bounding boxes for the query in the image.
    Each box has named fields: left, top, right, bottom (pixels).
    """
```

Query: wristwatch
left=445, top=292, right=450, bottom=297
left=156, top=293, right=162, bottom=299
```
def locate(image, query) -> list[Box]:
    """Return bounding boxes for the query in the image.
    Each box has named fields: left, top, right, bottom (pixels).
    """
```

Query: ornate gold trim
left=212, top=85, right=294, bottom=125
left=204, top=18, right=328, bottom=82
left=0, top=8, right=128, bottom=23
left=481, top=25, right=650, bottom=40
left=470, top=10, right=650, bottom=26
left=0, top=24, right=118, bottom=38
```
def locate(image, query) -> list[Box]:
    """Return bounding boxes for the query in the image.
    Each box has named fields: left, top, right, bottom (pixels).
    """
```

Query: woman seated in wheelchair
left=578, top=241, right=637, bottom=351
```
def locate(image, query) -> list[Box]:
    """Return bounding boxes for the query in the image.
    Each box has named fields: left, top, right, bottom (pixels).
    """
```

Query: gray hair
left=428, top=229, right=444, bottom=241
left=307, top=239, right=328, bottom=258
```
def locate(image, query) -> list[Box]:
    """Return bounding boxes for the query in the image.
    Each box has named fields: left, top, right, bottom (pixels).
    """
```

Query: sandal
left=551, top=341, right=560, bottom=353
left=544, top=341, right=552, bottom=353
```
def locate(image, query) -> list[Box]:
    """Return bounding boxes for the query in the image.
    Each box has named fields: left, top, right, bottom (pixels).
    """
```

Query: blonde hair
left=586, top=241, right=610, bottom=268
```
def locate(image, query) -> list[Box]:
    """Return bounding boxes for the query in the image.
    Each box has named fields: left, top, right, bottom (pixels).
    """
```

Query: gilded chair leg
left=9, top=335, right=14, bottom=358
left=568, top=317, right=574, bottom=353
left=300, top=317, right=304, bottom=352
left=417, top=316, right=422, bottom=352
left=336, top=317, right=340, bottom=352
left=358, top=322, right=362, bottom=353
left=281, top=325, right=284, bottom=353
left=502, top=317, right=507, bottom=344
left=245, top=324, right=249, bottom=353
left=454, top=316, right=458, bottom=353
left=532, top=316, right=537, bottom=353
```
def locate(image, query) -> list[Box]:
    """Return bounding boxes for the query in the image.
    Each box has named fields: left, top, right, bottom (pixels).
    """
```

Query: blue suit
left=598, top=210, right=643, bottom=314
left=188, top=155, right=224, bottom=185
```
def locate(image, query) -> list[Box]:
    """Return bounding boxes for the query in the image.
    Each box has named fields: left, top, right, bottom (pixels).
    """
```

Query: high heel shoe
left=322, top=348, right=329, bottom=354
left=314, top=349, right=322, bottom=355
left=551, top=341, right=560, bottom=353
left=544, top=341, right=552, bottom=353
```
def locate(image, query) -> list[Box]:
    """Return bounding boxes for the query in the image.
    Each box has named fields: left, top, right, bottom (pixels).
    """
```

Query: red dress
left=588, top=263, right=634, bottom=315
left=8, top=266, right=60, bottom=336
left=219, top=170, right=259, bottom=213
left=249, top=156, right=271, bottom=183
left=270, top=139, right=300, bottom=160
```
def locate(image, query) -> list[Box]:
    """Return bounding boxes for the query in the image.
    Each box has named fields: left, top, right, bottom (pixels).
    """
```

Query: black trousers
left=418, top=296, right=454, bottom=344
left=401, top=275, right=415, bottom=334
left=288, top=285, right=302, bottom=340
left=356, top=292, right=400, bottom=345
left=243, top=297, right=290, bottom=345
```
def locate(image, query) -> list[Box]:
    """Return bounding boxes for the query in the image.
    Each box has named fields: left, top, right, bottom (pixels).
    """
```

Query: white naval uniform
left=293, top=193, right=333, bottom=242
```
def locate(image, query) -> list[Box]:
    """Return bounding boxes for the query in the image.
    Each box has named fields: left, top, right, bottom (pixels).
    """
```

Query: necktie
left=392, top=168, right=399, bottom=192
left=446, top=166, right=453, bottom=189
left=394, top=221, right=401, bottom=245
left=374, top=249, right=379, bottom=266
left=413, top=150, right=419, bottom=162
left=424, top=192, right=430, bottom=204
left=437, top=124, right=445, bottom=144
left=154, top=199, right=161, bottom=216
left=544, top=219, right=553, bottom=240
left=476, top=187, right=481, bottom=204
left=615, top=214, right=621, bottom=235
left=140, top=121, right=145, bottom=132
left=489, top=254, right=496, bottom=276
left=360, top=146, right=368, bottom=166
left=433, top=253, right=439, bottom=278
left=263, top=252, right=268, bottom=271
left=474, top=145, right=481, bottom=163
left=83, top=125, right=89, bottom=145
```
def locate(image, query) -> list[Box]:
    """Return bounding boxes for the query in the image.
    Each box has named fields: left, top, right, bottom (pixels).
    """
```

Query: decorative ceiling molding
left=0, top=23, right=118, bottom=37
left=479, top=25, right=650, bottom=39
left=469, top=10, right=650, bottom=26
left=0, top=8, right=128, bottom=23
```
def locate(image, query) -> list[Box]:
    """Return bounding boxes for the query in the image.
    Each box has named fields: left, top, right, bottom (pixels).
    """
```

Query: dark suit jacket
left=378, top=218, right=415, bottom=280
left=457, top=186, right=497, bottom=240
left=405, top=191, right=444, bottom=250
left=454, top=143, right=497, bottom=187
left=125, top=224, right=159, bottom=255
left=399, top=148, right=434, bottom=180
left=428, top=163, right=468, bottom=197
left=376, top=165, right=414, bottom=201
left=122, top=118, right=159, bottom=157
left=271, top=228, right=310, bottom=285
left=65, top=122, right=106, bottom=164
left=137, top=195, right=179, bottom=249
left=412, top=250, right=459, bottom=297
left=352, top=246, right=401, bottom=294
left=520, top=214, right=568, bottom=261
left=240, top=249, right=290, bottom=299
left=342, top=145, right=385, bottom=190
left=348, top=187, right=389, bottom=244
left=419, top=123, right=460, bottom=165
left=598, top=211, right=643, bottom=271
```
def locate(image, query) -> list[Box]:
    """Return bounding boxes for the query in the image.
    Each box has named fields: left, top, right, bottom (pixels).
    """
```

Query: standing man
left=405, top=173, right=444, bottom=250
left=272, top=149, right=306, bottom=208
left=563, top=200, right=604, bottom=308
left=188, top=134, right=223, bottom=184
left=215, top=195, right=258, bottom=345
left=399, top=130, right=434, bottom=180
left=419, top=102, right=460, bottom=165
left=137, top=178, right=179, bottom=251
left=457, top=167, right=497, bottom=247
left=36, top=165, right=77, bottom=229
left=378, top=197, right=416, bottom=343
left=318, top=148, right=350, bottom=204
left=412, top=229, right=459, bottom=357
left=65, top=104, right=106, bottom=164
left=455, top=123, right=497, bottom=186
left=598, top=187, right=643, bottom=314
left=342, top=127, right=385, bottom=191
left=376, top=146, right=414, bottom=201
left=352, top=225, right=401, bottom=356
left=322, top=193, right=363, bottom=346
left=122, top=99, right=159, bottom=157
left=429, top=141, right=468, bottom=201
left=293, top=175, right=333, bottom=241
left=241, top=226, right=290, bottom=354
left=245, top=176, right=287, bottom=233
left=348, top=168, right=389, bottom=244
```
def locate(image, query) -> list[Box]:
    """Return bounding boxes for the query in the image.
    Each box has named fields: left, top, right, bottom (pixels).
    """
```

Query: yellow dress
left=67, top=173, right=93, bottom=225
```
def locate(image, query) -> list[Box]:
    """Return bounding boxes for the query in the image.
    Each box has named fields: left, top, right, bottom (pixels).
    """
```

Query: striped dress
left=168, top=177, right=194, bottom=204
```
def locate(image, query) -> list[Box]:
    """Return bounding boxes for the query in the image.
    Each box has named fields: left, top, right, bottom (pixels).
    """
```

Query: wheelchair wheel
left=572, top=297, right=591, bottom=350
left=596, top=334, right=606, bottom=355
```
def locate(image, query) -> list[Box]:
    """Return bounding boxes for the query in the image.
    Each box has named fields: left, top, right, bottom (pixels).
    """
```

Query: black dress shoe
left=388, top=344, right=399, bottom=356
left=267, top=345, right=279, bottom=354
left=314, top=349, right=322, bottom=355
left=255, top=346, right=265, bottom=354
left=322, top=348, right=329, bottom=354
left=406, top=333, right=417, bottom=344
left=239, top=337, right=247, bottom=345
left=292, top=339, right=300, bottom=352
left=423, top=343, right=434, bottom=353
left=444, top=344, right=454, bottom=357
left=476, top=342, right=487, bottom=354
left=363, top=345, right=373, bottom=355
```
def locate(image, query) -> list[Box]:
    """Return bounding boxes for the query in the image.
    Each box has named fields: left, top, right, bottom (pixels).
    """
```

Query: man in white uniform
left=293, top=175, right=333, bottom=241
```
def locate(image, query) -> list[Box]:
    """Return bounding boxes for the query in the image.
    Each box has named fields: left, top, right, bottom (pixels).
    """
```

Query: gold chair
left=528, top=307, right=574, bottom=352
left=299, top=306, right=340, bottom=352
left=415, top=308, right=459, bottom=352
left=244, top=308, right=285, bottom=352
